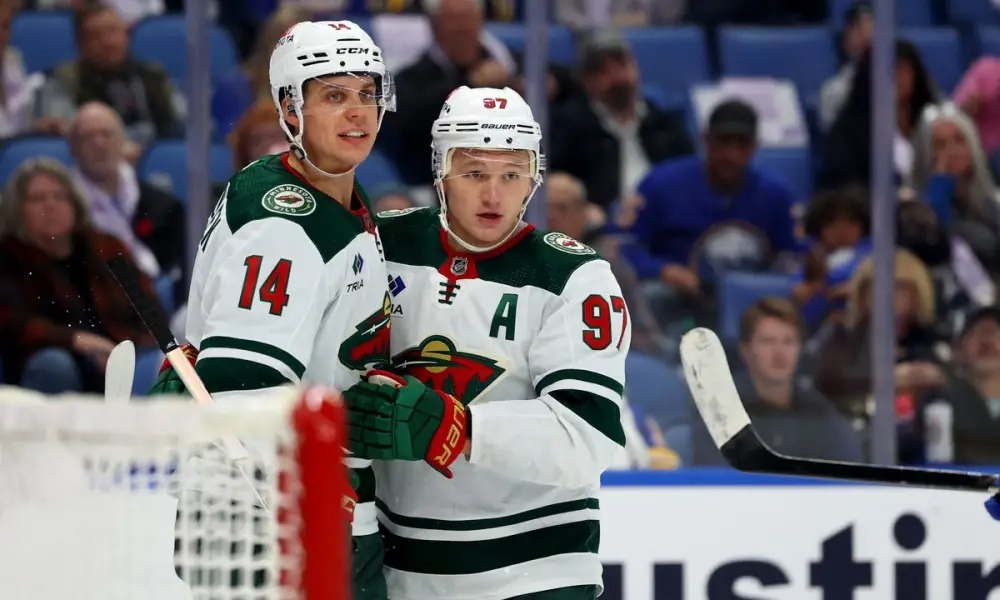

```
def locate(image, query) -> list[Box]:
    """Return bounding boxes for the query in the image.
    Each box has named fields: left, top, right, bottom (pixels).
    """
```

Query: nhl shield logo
left=262, top=184, right=317, bottom=217
left=450, top=257, right=469, bottom=276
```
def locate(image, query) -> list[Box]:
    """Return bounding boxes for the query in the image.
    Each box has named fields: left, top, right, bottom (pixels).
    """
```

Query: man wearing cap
left=918, top=307, right=1000, bottom=464
left=548, top=28, right=693, bottom=213
left=819, top=1, right=873, bottom=131
left=617, top=98, right=798, bottom=306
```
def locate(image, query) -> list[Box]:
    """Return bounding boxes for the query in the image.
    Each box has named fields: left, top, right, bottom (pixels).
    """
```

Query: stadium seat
left=717, top=27, right=836, bottom=109
left=624, top=26, right=710, bottom=112
left=355, top=150, right=401, bottom=190
left=484, top=22, right=576, bottom=66
left=975, top=26, right=1000, bottom=58
left=828, top=0, right=934, bottom=27
left=137, top=140, right=234, bottom=203
left=717, top=271, right=797, bottom=341
left=11, top=10, right=76, bottom=74
left=899, top=27, right=964, bottom=94
left=947, top=0, right=1000, bottom=26
left=753, top=148, right=814, bottom=206
left=0, top=136, right=73, bottom=184
left=130, top=16, right=240, bottom=88
left=211, top=72, right=255, bottom=138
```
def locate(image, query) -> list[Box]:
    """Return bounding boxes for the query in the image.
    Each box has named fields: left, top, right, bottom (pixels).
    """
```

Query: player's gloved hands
left=344, top=369, right=468, bottom=478
left=148, top=344, right=198, bottom=396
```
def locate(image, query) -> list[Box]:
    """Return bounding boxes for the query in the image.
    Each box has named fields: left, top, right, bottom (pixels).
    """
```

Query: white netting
left=0, top=386, right=323, bottom=600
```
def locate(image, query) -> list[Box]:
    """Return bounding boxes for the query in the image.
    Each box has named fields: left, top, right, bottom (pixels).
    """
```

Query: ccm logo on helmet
left=482, top=124, right=516, bottom=130
left=336, top=47, right=370, bottom=55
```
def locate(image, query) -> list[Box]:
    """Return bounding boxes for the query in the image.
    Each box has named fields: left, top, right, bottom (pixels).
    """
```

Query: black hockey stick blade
left=106, top=254, right=179, bottom=355
left=679, top=327, right=999, bottom=494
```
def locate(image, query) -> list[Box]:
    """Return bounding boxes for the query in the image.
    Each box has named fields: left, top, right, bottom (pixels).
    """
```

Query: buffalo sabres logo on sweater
left=262, top=184, right=317, bottom=216
left=338, top=292, right=392, bottom=371
left=392, top=335, right=505, bottom=404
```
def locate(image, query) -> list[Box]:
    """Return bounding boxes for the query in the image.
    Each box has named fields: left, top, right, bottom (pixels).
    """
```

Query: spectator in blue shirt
left=618, top=98, right=800, bottom=305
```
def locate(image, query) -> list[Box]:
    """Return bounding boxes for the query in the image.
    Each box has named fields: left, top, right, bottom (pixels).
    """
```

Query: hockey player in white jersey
left=149, top=19, right=396, bottom=600
left=347, top=86, right=631, bottom=599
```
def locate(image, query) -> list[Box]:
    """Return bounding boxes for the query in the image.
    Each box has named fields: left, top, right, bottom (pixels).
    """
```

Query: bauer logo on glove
left=345, top=368, right=468, bottom=477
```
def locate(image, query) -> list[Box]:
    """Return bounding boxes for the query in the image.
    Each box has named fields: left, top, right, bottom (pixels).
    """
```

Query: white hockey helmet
left=431, top=86, right=545, bottom=252
left=269, top=20, right=396, bottom=169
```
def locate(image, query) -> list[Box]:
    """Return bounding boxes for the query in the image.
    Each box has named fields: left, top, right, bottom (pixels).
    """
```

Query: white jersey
left=185, top=153, right=391, bottom=536
left=373, top=207, right=630, bottom=600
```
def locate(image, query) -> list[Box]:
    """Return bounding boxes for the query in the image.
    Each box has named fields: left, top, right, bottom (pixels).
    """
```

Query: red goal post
left=0, top=384, right=351, bottom=600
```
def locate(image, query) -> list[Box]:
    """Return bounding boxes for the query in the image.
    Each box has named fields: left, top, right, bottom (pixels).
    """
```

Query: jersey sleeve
left=466, top=259, right=629, bottom=488
left=193, top=217, right=333, bottom=399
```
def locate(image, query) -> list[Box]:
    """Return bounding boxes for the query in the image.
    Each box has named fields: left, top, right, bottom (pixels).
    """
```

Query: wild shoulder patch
left=262, top=184, right=316, bottom=216
left=543, top=231, right=595, bottom=255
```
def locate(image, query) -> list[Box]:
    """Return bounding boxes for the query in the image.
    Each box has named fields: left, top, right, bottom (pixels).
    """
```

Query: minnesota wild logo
left=391, top=335, right=505, bottom=404
left=338, top=292, right=392, bottom=371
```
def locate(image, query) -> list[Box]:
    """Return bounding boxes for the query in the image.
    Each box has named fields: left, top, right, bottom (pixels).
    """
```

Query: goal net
left=0, top=385, right=350, bottom=600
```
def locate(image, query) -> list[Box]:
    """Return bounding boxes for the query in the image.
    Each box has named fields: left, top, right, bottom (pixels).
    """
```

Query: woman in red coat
left=0, top=157, right=162, bottom=394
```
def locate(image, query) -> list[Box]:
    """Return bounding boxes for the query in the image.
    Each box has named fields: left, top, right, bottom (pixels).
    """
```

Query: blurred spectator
left=388, top=0, right=519, bottom=185
left=916, top=306, right=1000, bottom=464
left=555, top=0, right=686, bottom=29
left=370, top=182, right=416, bottom=213
left=691, top=297, right=864, bottom=465
left=820, top=39, right=938, bottom=190
left=0, top=158, right=161, bottom=395
left=909, top=102, right=1000, bottom=273
left=33, top=3, right=183, bottom=144
left=618, top=99, right=798, bottom=308
left=793, top=185, right=872, bottom=331
left=810, top=248, right=945, bottom=417
left=31, top=0, right=166, bottom=26
left=549, top=28, right=693, bottom=210
left=819, top=1, right=873, bottom=132
left=0, top=0, right=42, bottom=137
left=954, top=57, right=1000, bottom=156
left=227, top=97, right=290, bottom=171
left=68, top=101, right=185, bottom=279
left=546, top=171, right=670, bottom=358
left=897, top=199, right=995, bottom=333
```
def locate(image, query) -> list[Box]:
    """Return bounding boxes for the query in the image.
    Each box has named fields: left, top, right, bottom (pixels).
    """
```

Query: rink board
left=598, top=468, right=1000, bottom=600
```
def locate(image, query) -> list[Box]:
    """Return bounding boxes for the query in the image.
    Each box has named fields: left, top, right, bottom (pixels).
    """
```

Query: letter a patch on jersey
left=391, top=335, right=505, bottom=403
left=262, top=184, right=317, bottom=216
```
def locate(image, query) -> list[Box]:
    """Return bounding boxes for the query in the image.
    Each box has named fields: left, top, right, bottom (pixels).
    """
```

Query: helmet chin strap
left=435, top=179, right=540, bottom=254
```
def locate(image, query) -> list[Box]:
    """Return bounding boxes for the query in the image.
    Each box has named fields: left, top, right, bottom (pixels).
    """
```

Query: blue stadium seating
left=0, top=137, right=73, bottom=184
left=355, top=150, right=402, bottom=190
left=753, top=148, right=814, bottom=206
left=717, top=271, right=798, bottom=341
left=137, top=140, right=234, bottom=203
left=624, top=26, right=710, bottom=112
left=129, top=16, right=240, bottom=88
left=484, top=22, right=576, bottom=66
left=947, top=0, right=1000, bottom=26
left=717, top=27, right=836, bottom=110
left=899, top=27, right=964, bottom=93
left=828, top=0, right=934, bottom=28
left=975, top=25, right=1000, bottom=59
left=11, top=10, right=76, bottom=74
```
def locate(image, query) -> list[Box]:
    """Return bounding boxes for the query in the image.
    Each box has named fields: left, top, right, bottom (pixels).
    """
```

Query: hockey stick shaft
left=106, top=255, right=269, bottom=509
left=680, top=327, right=1000, bottom=494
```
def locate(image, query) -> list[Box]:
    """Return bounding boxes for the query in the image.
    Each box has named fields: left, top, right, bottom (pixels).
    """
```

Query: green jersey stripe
left=550, top=389, right=626, bottom=447
left=381, top=519, right=600, bottom=575
left=195, top=356, right=290, bottom=393
left=376, top=497, right=598, bottom=531
left=535, top=368, right=624, bottom=397
left=200, top=336, right=306, bottom=378
left=354, top=465, right=376, bottom=503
